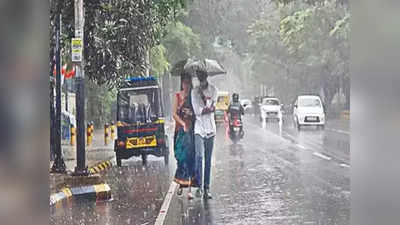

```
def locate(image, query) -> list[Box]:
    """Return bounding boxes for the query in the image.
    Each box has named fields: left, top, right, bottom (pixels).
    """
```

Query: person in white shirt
left=191, top=70, right=218, bottom=199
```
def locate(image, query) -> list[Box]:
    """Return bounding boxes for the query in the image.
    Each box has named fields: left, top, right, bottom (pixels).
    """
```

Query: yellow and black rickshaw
left=115, top=76, right=169, bottom=166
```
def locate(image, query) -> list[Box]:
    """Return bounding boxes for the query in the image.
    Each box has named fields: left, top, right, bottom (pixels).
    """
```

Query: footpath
left=49, top=129, right=115, bottom=207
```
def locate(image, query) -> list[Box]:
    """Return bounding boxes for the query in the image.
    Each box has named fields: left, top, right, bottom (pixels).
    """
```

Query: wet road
left=50, top=116, right=350, bottom=225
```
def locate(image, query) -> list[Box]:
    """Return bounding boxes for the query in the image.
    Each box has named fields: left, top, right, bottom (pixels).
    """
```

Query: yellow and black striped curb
left=89, top=160, right=113, bottom=174
left=50, top=183, right=111, bottom=207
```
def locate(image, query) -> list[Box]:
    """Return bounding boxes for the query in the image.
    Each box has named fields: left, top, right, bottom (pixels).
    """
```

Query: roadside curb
left=50, top=183, right=111, bottom=207
left=89, top=160, right=113, bottom=174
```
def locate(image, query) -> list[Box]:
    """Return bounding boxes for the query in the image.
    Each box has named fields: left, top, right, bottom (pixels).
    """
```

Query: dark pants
left=194, top=134, right=214, bottom=190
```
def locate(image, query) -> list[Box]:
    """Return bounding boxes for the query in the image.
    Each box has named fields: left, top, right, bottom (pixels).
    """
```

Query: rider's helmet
left=232, top=93, right=239, bottom=103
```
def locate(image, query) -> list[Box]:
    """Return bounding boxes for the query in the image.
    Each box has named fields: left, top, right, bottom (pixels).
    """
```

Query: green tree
left=185, top=0, right=266, bottom=57
left=150, top=44, right=170, bottom=77
left=248, top=0, right=349, bottom=109
left=161, top=21, right=201, bottom=65
left=50, top=0, right=188, bottom=87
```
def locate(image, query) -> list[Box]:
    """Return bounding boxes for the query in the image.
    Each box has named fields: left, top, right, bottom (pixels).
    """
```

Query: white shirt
left=191, top=84, right=218, bottom=138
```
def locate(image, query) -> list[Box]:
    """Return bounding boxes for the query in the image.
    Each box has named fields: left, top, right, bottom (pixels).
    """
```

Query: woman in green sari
left=173, top=73, right=195, bottom=199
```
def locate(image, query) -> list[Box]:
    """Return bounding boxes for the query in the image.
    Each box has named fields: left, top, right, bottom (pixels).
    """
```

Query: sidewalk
left=50, top=129, right=115, bottom=195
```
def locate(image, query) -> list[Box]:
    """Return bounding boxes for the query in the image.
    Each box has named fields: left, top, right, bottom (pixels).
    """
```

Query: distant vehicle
left=240, top=99, right=252, bottom=114
left=228, top=115, right=244, bottom=144
left=259, top=97, right=283, bottom=122
left=293, top=95, right=325, bottom=130
left=215, top=91, right=230, bottom=126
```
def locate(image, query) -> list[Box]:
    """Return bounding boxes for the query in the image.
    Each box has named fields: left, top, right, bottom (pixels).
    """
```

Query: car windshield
left=298, top=98, right=322, bottom=107
left=262, top=99, right=279, bottom=105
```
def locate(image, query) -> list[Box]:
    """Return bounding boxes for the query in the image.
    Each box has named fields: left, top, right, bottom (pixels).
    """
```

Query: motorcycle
left=228, top=115, right=244, bottom=144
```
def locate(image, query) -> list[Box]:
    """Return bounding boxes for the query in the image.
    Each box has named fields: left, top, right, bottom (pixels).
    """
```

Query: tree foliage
left=161, top=21, right=201, bottom=65
left=248, top=0, right=350, bottom=108
left=50, top=0, right=188, bottom=87
left=150, top=44, right=169, bottom=77
left=185, top=0, right=266, bottom=57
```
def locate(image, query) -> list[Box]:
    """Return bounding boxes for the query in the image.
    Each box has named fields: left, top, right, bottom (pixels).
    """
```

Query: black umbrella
left=184, top=58, right=227, bottom=76
left=171, top=58, right=227, bottom=77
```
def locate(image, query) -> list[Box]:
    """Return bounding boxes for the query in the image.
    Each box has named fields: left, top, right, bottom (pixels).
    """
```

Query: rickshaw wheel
left=142, top=154, right=148, bottom=166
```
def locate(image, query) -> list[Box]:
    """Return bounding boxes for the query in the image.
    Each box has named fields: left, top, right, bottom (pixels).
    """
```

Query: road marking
left=154, top=181, right=178, bottom=225
left=312, top=152, right=332, bottom=161
left=340, top=163, right=350, bottom=168
left=296, top=144, right=307, bottom=150
left=326, top=128, right=350, bottom=135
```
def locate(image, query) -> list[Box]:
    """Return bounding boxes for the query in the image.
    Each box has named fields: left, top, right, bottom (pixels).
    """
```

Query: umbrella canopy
left=171, top=58, right=226, bottom=77
left=184, top=58, right=227, bottom=76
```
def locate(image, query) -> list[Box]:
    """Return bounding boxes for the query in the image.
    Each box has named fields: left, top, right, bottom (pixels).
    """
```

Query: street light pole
left=73, top=0, right=87, bottom=175
left=51, top=12, right=66, bottom=173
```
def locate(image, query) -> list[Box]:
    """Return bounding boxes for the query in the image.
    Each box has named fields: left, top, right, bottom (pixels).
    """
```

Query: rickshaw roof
left=119, top=76, right=159, bottom=91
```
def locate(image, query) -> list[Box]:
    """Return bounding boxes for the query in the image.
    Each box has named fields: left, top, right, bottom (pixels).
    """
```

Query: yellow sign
left=71, top=38, right=83, bottom=62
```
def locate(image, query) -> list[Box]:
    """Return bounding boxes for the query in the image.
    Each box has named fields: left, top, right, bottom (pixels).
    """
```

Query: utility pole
left=73, top=0, right=87, bottom=175
left=51, top=12, right=66, bottom=173
left=65, top=81, right=69, bottom=111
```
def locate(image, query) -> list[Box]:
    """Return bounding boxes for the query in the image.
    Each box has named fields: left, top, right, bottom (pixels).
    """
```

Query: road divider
left=50, top=183, right=111, bottom=207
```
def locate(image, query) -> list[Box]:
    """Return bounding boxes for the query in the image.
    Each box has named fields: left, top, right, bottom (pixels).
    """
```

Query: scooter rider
left=227, top=93, right=244, bottom=137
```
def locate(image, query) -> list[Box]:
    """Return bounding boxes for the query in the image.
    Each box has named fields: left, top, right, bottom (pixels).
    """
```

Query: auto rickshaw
left=115, top=76, right=169, bottom=166
left=215, top=91, right=230, bottom=126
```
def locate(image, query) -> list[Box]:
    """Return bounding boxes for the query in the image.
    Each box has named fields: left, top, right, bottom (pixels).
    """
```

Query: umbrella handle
left=198, top=90, right=207, bottom=104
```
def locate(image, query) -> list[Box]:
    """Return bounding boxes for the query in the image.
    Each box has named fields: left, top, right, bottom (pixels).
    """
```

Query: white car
left=293, top=95, right=325, bottom=130
left=259, top=97, right=283, bottom=122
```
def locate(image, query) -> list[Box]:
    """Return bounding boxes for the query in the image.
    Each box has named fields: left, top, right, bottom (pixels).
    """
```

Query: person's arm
left=172, top=94, right=187, bottom=131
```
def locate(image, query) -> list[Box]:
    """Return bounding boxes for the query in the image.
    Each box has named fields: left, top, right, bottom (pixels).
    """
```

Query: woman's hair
left=180, top=72, right=192, bottom=90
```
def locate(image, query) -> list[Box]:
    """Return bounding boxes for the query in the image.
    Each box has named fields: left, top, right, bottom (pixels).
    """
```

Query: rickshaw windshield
left=118, top=87, right=161, bottom=123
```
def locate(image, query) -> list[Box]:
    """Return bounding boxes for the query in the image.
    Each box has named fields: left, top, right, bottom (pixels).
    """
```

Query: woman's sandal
left=177, top=187, right=183, bottom=196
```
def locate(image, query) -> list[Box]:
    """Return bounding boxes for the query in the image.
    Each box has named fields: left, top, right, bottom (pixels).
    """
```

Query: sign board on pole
left=75, top=29, right=82, bottom=37
left=71, top=38, right=83, bottom=62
